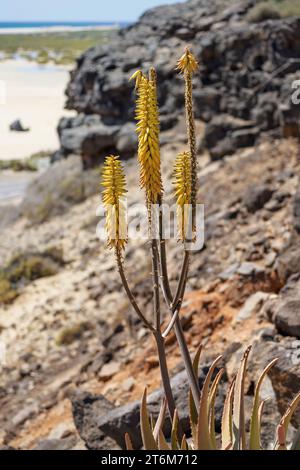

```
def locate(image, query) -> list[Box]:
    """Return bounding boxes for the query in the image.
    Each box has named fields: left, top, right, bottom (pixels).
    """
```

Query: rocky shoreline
left=55, top=0, right=300, bottom=166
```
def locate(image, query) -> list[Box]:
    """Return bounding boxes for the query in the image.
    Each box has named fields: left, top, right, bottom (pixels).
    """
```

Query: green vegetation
left=0, top=278, right=18, bottom=304
left=55, top=322, right=93, bottom=346
left=0, top=29, right=115, bottom=64
left=0, top=151, right=50, bottom=172
left=0, top=248, right=64, bottom=305
left=133, top=346, right=300, bottom=450
left=247, top=0, right=300, bottom=22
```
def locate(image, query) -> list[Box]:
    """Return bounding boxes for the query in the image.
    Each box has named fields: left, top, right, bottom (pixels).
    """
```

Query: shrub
left=247, top=2, right=281, bottom=22
left=0, top=277, right=18, bottom=305
left=55, top=322, right=93, bottom=346
left=0, top=249, right=64, bottom=304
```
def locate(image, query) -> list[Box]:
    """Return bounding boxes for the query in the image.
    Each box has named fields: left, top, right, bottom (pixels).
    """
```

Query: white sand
left=0, top=25, right=116, bottom=35
left=0, top=59, right=75, bottom=160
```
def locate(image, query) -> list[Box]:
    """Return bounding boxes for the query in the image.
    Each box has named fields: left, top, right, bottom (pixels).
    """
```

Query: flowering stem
left=115, top=248, right=154, bottom=332
left=185, top=74, right=197, bottom=234
left=154, top=331, right=177, bottom=422
left=158, top=212, right=200, bottom=404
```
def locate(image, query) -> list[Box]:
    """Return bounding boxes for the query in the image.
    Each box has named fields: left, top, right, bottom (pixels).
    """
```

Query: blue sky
left=0, top=0, right=183, bottom=23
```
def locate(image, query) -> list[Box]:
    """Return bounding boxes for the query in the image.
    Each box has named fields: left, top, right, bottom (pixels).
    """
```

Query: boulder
left=57, top=116, right=138, bottom=167
left=71, top=392, right=120, bottom=450
left=277, top=243, right=300, bottom=283
left=9, top=119, right=29, bottom=132
left=269, top=275, right=300, bottom=338
left=243, top=184, right=274, bottom=213
left=59, top=0, right=300, bottom=163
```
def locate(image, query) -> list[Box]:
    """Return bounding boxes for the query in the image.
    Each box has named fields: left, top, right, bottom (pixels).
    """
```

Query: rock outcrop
left=58, top=0, right=300, bottom=165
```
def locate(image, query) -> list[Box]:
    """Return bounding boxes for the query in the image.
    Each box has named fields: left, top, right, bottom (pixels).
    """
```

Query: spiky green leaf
left=180, top=434, right=188, bottom=450
left=232, top=346, right=251, bottom=450
left=221, top=377, right=235, bottom=450
left=158, top=429, right=171, bottom=450
left=140, top=388, right=158, bottom=450
left=171, top=409, right=179, bottom=450
left=153, top=398, right=167, bottom=442
left=125, top=433, right=134, bottom=450
left=196, top=355, right=222, bottom=450
left=274, top=391, right=300, bottom=450
left=249, top=358, right=278, bottom=450
left=189, top=345, right=202, bottom=442
left=209, top=369, right=224, bottom=449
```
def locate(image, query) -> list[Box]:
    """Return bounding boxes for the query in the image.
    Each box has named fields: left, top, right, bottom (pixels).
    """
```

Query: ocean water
left=0, top=21, right=128, bottom=29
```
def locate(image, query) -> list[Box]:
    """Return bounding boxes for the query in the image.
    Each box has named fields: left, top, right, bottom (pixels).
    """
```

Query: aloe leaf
left=189, top=345, right=202, bottom=441
left=171, top=409, right=179, bottom=450
left=221, top=377, right=235, bottom=450
left=140, top=388, right=158, bottom=450
left=209, top=369, right=224, bottom=449
left=276, top=424, right=287, bottom=450
left=153, top=398, right=167, bottom=442
left=274, top=391, right=300, bottom=450
left=125, top=433, right=134, bottom=450
left=196, top=355, right=222, bottom=450
left=232, top=346, right=251, bottom=450
left=249, top=358, right=278, bottom=450
left=158, top=429, right=171, bottom=450
left=180, top=434, right=188, bottom=450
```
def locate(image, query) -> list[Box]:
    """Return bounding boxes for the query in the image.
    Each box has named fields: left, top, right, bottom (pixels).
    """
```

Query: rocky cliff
left=57, top=0, right=300, bottom=165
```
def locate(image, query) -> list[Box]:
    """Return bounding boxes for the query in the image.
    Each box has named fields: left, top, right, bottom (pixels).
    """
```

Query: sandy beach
left=0, top=25, right=116, bottom=35
left=0, top=59, right=75, bottom=160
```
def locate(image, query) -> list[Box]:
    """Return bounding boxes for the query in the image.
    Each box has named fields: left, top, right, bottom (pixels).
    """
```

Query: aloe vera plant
left=101, top=49, right=201, bottom=422
left=100, top=49, right=300, bottom=451
left=126, top=346, right=300, bottom=450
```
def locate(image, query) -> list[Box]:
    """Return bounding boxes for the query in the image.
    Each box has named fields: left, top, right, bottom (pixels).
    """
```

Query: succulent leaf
left=140, top=388, right=158, bottom=450
left=171, top=409, right=179, bottom=450
left=125, top=433, right=134, bottom=450
left=153, top=398, right=167, bottom=442
left=189, top=345, right=202, bottom=442
left=249, top=358, right=278, bottom=450
left=274, top=391, right=300, bottom=450
left=196, top=355, right=222, bottom=450
left=180, top=434, right=188, bottom=450
left=209, top=369, right=224, bottom=449
left=221, top=377, right=235, bottom=450
left=232, top=346, right=251, bottom=450
left=158, top=429, right=171, bottom=450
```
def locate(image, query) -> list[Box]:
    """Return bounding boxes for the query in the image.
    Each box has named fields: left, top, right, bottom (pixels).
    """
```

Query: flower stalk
left=101, top=48, right=201, bottom=434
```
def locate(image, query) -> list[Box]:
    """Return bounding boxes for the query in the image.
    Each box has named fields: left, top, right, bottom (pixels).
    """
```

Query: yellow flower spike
left=173, top=152, right=192, bottom=240
left=176, top=48, right=199, bottom=75
left=129, top=70, right=145, bottom=90
left=176, top=48, right=198, bottom=236
left=133, top=68, right=163, bottom=205
left=101, top=155, right=127, bottom=251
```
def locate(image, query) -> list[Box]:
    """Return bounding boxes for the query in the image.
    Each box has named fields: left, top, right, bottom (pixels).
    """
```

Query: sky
left=0, top=0, right=183, bottom=23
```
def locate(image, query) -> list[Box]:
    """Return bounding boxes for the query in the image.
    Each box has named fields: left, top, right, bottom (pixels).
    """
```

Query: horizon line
left=0, top=20, right=133, bottom=24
